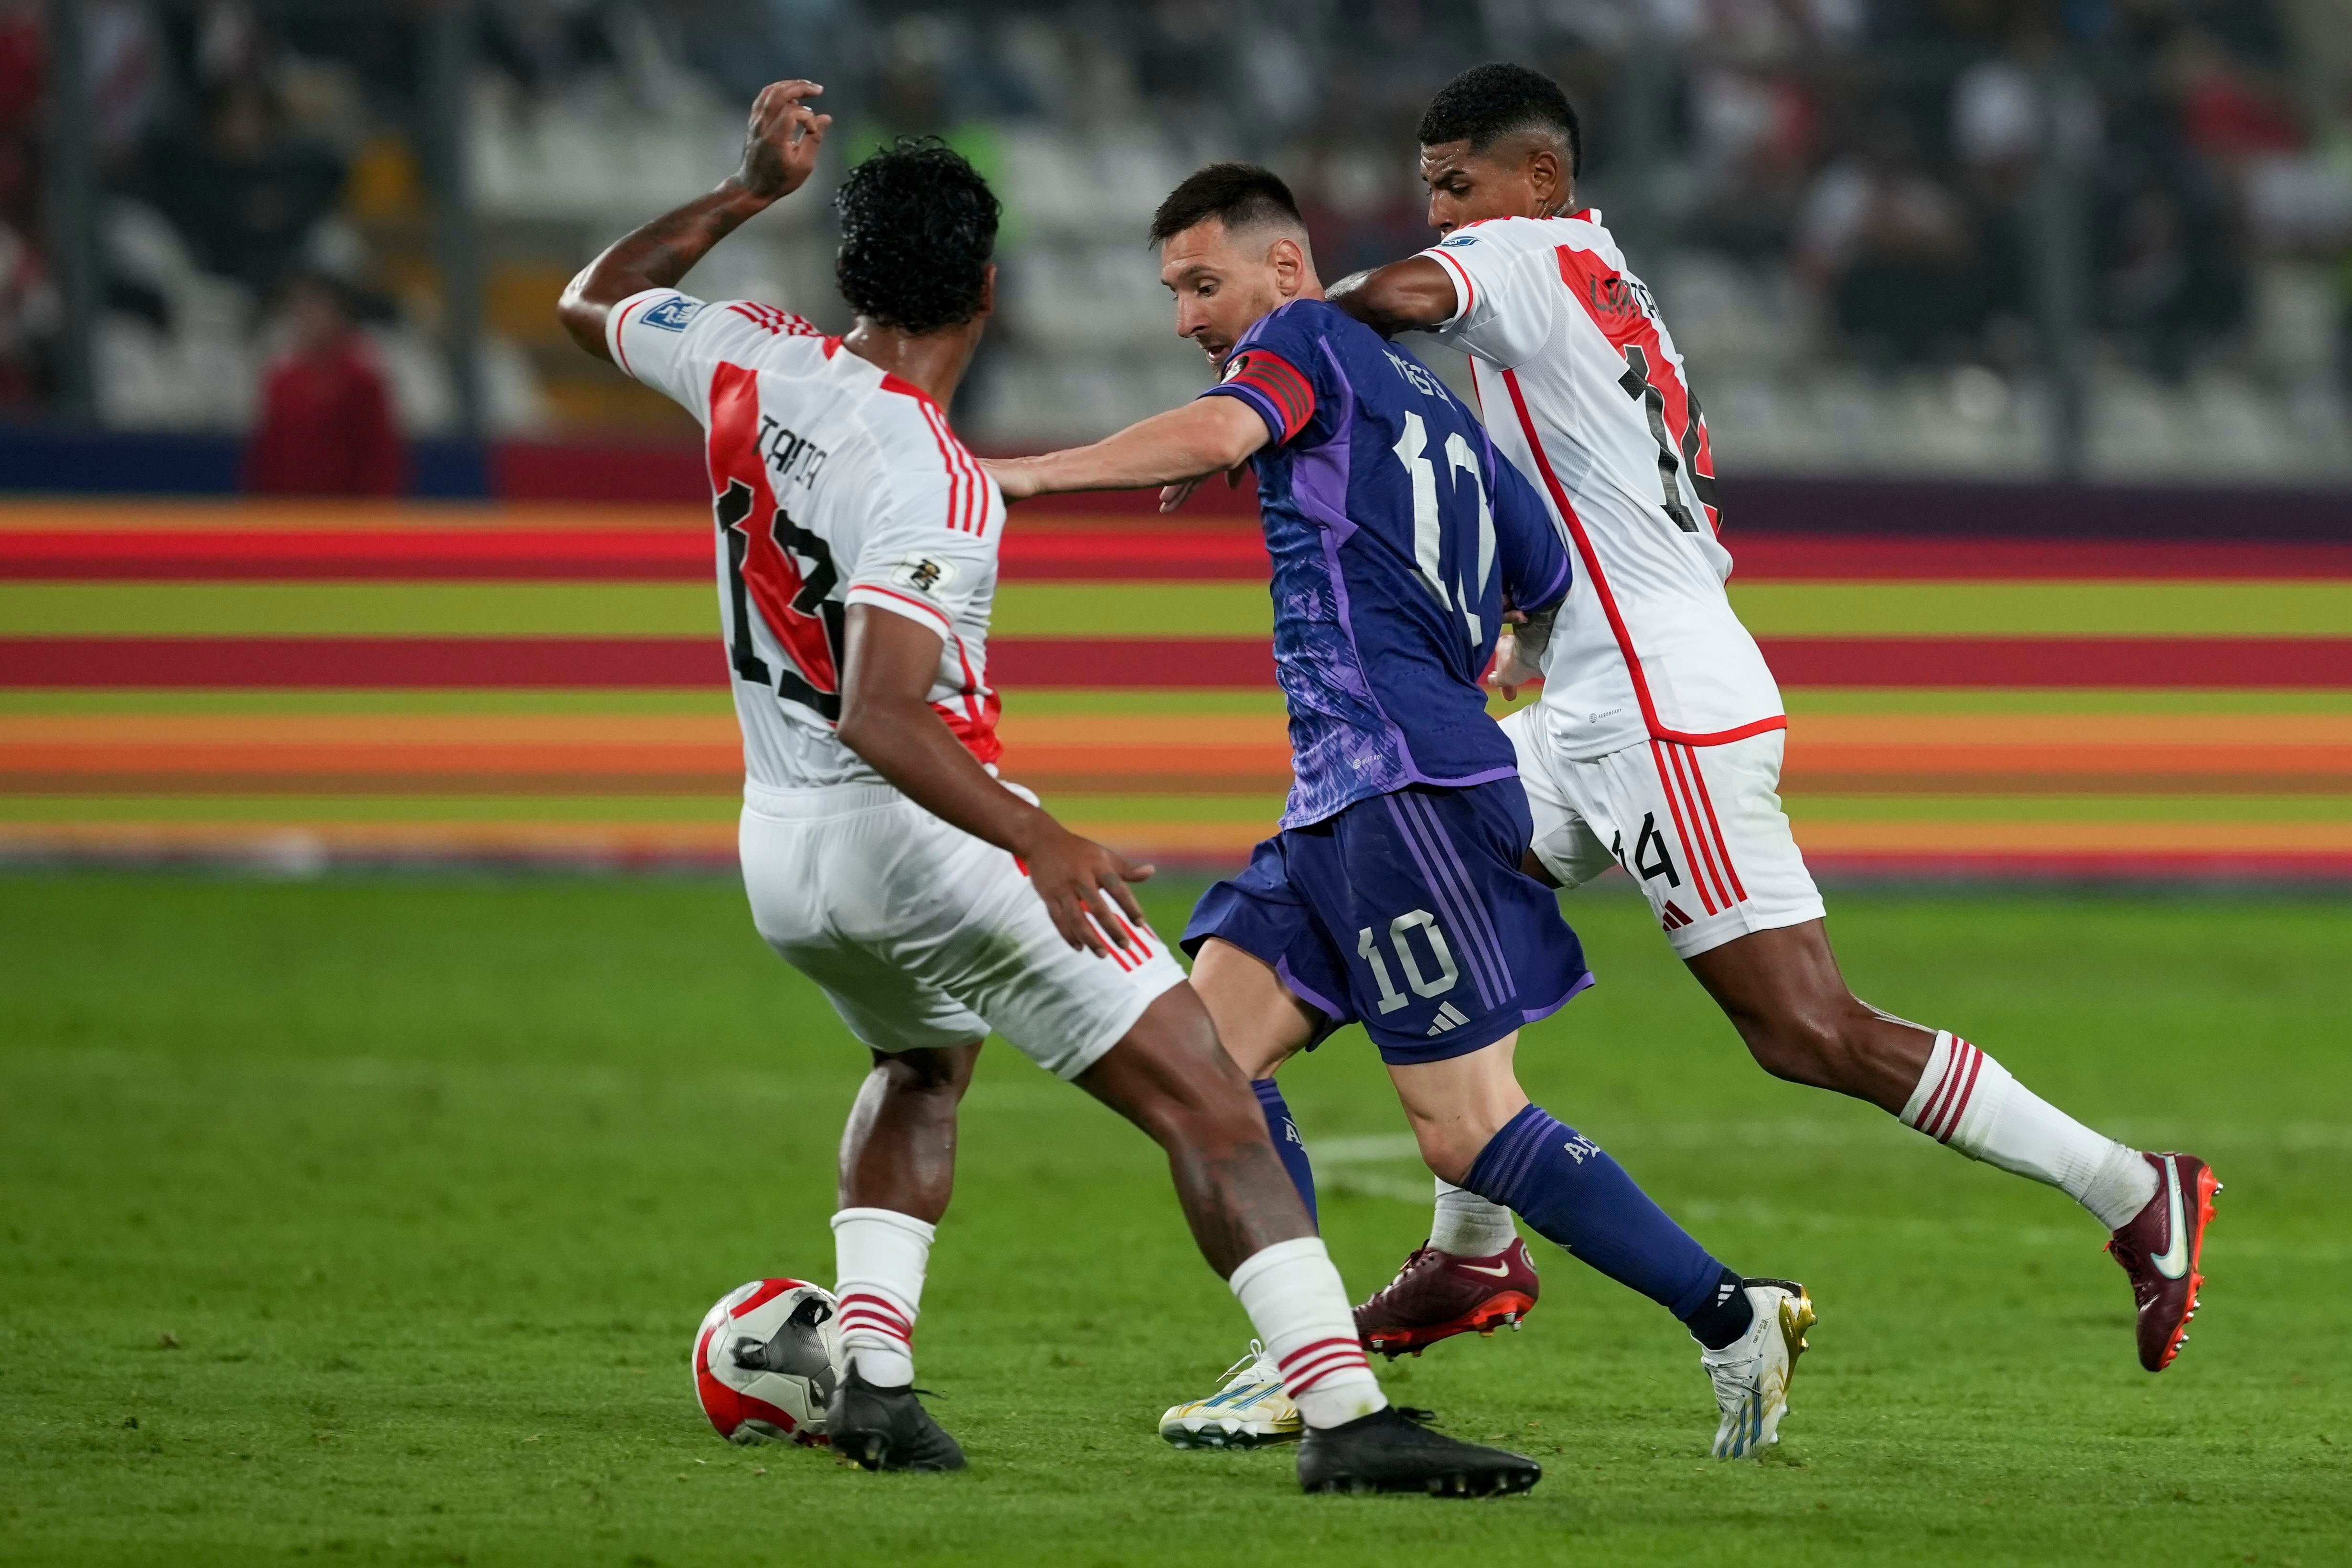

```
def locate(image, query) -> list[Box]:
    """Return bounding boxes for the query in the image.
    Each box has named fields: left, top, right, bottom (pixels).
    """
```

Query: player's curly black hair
left=833, top=137, right=1000, bottom=335
left=1418, top=63, right=1582, bottom=178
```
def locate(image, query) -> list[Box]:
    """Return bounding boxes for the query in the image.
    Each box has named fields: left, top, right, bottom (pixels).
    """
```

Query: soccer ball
left=693, top=1278, right=842, bottom=1446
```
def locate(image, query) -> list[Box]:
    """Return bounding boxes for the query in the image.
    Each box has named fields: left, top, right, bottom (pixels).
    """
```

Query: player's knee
left=1744, top=999, right=1880, bottom=1091
left=1415, top=1135, right=1479, bottom=1188
left=1743, top=1010, right=1847, bottom=1087
left=870, top=1044, right=977, bottom=1100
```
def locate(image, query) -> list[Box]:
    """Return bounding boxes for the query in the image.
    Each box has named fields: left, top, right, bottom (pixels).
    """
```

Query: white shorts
left=1501, top=709, right=1826, bottom=959
left=738, top=780, right=1186, bottom=1078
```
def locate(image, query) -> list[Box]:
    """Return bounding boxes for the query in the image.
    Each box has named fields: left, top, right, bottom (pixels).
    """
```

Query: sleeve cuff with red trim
left=1421, top=247, right=1476, bottom=329
left=847, top=582, right=956, bottom=640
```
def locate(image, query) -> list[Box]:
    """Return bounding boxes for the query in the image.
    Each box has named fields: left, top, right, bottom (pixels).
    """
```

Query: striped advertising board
left=3, top=500, right=2349, bottom=879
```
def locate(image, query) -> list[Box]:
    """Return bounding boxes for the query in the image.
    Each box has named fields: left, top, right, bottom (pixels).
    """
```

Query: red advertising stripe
left=4, top=636, right=2346, bottom=690
left=0, top=636, right=1276, bottom=689
left=0, top=523, right=1273, bottom=581
left=999, top=526, right=1269, bottom=580
left=0, top=638, right=729, bottom=687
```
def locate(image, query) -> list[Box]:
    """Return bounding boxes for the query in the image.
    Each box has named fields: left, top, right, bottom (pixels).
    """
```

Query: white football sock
left=831, top=1206, right=932, bottom=1389
left=1228, top=1236, right=1386, bottom=1430
left=1899, top=1031, right=2159, bottom=1230
left=1429, top=1176, right=1519, bottom=1257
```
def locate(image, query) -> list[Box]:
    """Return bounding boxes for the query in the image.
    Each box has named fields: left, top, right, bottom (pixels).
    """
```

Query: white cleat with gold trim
left=1158, top=1340, right=1302, bottom=1450
left=1699, top=1279, right=1815, bottom=1460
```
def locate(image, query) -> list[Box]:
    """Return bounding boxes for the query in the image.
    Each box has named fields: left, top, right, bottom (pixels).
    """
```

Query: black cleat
left=825, top=1365, right=966, bottom=1472
left=1295, top=1405, right=1541, bottom=1497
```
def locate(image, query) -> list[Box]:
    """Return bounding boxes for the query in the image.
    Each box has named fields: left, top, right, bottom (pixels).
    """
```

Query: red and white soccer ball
left=693, top=1278, right=842, bottom=1447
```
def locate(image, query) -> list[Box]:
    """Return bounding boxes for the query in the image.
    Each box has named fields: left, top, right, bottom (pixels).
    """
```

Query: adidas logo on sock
left=1425, top=1002, right=1472, bottom=1036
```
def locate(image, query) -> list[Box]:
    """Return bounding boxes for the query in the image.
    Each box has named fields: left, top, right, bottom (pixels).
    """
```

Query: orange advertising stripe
left=1783, top=712, right=2352, bottom=787
left=0, top=711, right=1298, bottom=788
left=0, top=817, right=1267, bottom=861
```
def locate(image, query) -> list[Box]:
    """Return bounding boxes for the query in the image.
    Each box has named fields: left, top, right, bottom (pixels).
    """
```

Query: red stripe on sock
left=1932, top=1041, right=1988, bottom=1145
left=1284, top=1353, right=1371, bottom=1397
left=1276, top=1336, right=1360, bottom=1373
left=1280, top=1344, right=1364, bottom=1382
left=1912, top=1040, right=1967, bottom=1136
left=1921, top=1040, right=1976, bottom=1142
left=836, top=1293, right=915, bottom=1342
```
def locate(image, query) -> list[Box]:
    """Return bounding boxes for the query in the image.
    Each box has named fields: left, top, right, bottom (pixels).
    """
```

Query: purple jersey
left=1202, top=298, right=1570, bottom=827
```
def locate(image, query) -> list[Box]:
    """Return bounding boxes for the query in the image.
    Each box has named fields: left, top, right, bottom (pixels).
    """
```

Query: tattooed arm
left=557, top=80, right=830, bottom=362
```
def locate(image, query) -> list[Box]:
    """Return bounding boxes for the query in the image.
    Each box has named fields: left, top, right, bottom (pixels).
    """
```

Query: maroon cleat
left=2105, top=1151, right=2220, bottom=1372
left=1353, top=1239, right=1540, bottom=1358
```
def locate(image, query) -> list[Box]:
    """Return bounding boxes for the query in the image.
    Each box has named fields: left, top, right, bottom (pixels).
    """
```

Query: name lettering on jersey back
left=1584, top=271, right=1659, bottom=325
left=756, top=414, right=830, bottom=492
left=1382, top=348, right=1446, bottom=401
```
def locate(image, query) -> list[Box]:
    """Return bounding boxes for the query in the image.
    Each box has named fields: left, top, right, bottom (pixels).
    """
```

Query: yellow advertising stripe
left=9, top=579, right=2349, bottom=638
left=0, top=582, right=717, bottom=637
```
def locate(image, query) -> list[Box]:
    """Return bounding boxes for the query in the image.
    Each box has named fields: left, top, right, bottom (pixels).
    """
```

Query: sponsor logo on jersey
left=643, top=296, right=704, bottom=331
left=1439, top=233, right=1479, bottom=247
left=891, top=552, right=957, bottom=595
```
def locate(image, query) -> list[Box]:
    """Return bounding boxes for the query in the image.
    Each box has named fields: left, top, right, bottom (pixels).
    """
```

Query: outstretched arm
left=1327, top=257, right=1460, bottom=338
left=557, top=80, right=830, bottom=362
left=981, top=397, right=1267, bottom=511
left=836, top=606, right=1152, bottom=956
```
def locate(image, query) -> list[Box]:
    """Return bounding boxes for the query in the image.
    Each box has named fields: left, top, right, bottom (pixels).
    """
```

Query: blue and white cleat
left=1699, top=1279, right=1815, bottom=1460
left=1158, top=1340, right=1302, bottom=1450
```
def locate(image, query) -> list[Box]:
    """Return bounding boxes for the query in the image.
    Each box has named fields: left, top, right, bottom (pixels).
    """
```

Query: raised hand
left=737, top=80, right=832, bottom=202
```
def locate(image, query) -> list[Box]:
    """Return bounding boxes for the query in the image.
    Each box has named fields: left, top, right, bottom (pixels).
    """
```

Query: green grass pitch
left=3, top=874, right=2348, bottom=1566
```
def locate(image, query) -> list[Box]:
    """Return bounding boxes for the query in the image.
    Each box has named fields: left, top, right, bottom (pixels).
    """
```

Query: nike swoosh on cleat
left=2151, top=1159, right=2190, bottom=1280
left=1458, top=1261, right=1513, bottom=1278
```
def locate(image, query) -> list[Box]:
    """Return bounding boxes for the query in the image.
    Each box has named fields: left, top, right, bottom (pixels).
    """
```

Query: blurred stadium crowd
left=1, top=0, right=2348, bottom=481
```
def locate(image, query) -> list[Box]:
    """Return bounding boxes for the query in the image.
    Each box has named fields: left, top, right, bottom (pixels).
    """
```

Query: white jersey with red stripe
left=606, top=288, right=1003, bottom=793
left=1419, top=212, right=1784, bottom=760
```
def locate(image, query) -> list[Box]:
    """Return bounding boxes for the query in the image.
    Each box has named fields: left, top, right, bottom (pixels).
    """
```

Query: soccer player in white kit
left=557, top=81, right=1541, bottom=1493
left=1329, top=64, right=2217, bottom=1380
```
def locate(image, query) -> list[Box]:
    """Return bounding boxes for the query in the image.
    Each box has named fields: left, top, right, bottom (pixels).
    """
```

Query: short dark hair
left=834, top=137, right=999, bottom=335
left=1418, top=63, right=1582, bottom=178
left=1149, top=163, right=1304, bottom=248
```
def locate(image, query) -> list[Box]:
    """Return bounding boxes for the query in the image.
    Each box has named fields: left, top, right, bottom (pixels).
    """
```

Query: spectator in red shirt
left=244, top=274, right=405, bottom=495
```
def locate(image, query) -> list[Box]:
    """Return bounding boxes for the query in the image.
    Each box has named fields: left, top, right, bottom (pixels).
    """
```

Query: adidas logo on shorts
left=1425, top=1002, right=1472, bottom=1037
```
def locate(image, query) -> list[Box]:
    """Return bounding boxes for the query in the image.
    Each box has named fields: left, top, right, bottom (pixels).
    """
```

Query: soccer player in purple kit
left=986, top=165, right=1815, bottom=1462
